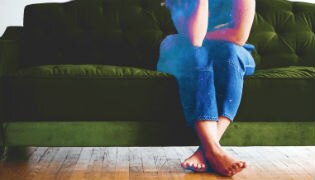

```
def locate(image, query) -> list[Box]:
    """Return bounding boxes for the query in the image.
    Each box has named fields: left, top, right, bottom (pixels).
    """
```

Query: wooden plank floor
left=0, top=146, right=314, bottom=180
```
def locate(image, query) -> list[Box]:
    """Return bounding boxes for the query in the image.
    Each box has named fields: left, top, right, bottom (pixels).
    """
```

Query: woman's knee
left=206, top=40, right=239, bottom=59
left=205, top=41, right=241, bottom=71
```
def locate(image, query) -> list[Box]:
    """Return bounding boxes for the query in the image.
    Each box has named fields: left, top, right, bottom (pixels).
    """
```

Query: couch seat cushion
left=4, top=65, right=314, bottom=123
left=4, top=64, right=185, bottom=122
left=239, top=66, right=315, bottom=122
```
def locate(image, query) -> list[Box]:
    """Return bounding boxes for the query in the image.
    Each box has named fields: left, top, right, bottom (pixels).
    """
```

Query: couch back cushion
left=21, top=0, right=315, bottom=70
left=21, top=0, right=176, bottom=70
left=248, top=0, right=315, bottom=69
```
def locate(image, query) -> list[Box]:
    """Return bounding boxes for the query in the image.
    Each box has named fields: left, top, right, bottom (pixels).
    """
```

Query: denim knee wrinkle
left=156, top=34, right=256, bottom=129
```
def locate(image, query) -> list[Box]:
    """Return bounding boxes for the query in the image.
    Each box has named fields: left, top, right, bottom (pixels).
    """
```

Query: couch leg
left=1, top=146, right=30, bottom=162
left=0, top=145, right=3, bottom=159
left=0, top=145, right=8, bottom=161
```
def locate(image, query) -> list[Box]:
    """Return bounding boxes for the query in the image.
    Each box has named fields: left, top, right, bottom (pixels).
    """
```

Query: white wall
left=0, top=0, right=71, bottom=37
left=0, top=0, right=315, bottom=37
left=290, top=0, right=315, bottom=2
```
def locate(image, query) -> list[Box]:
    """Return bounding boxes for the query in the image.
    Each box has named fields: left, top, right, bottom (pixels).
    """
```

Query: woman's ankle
left=201, top=141, right=224, bottom=157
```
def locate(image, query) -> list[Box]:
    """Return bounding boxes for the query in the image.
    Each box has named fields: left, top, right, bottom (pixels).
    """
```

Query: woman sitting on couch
left=157, top=0, right=256, bottom=177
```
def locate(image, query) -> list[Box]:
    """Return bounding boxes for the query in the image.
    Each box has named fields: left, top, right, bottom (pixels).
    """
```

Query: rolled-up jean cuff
left=196, top=116, right=219, bottom=121
left=219, top=113, right=234, bottom=122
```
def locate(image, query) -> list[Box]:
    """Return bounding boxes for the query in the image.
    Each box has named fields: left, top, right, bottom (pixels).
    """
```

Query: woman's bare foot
left=192, top=119, right=247, bottom=176
left=181, top=116, right=230, bottom=172
left=180, top=145, right=246, bottom=176
left=180, top=146, right=210, bottom=172
left=181, top=116, right=233, bottom=173
left=204, top=145, right=247, bottom=177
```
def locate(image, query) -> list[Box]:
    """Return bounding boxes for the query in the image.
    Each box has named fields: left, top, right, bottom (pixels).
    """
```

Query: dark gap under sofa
left=0, top=0, right=314, bottom=158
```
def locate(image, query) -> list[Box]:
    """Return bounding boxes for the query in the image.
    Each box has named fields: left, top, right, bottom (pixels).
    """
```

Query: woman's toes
left=193, top=163, right=198, bottom=168
left=181, top=162, right=187, bottom=168
left=201, top=164, right=206, bottom=169
left=197, top=164, right=201, bottom=169
left=229, top=166, right=236, bottom=172
left=243, top=162, right=247, bottom=168
left=235, top=161, right=244, bottom=169
left=227, top=170, right=234, bottom=176
left=189, top=162, right=195, bottom=168
left=230, top=169, right=237, bottom=175
left=225, top=161, right=246, bottom=176
left=232, top=164, right=239, bottom=171
left=226, top=166, right=237, bottom=175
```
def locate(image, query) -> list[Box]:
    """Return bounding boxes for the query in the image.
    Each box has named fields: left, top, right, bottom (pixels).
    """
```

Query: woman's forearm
left=205, top=28, right=246, bottom=46
left=186, top=0, right=209, bottom=47
left=205, top=0, right=255, bottom=46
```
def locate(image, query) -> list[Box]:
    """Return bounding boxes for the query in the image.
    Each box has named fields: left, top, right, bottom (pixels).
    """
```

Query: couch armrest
left=0, top=26, right=23, bottom=41
left=0, top=28, right=22, bottom=134
left=0, top=26, right=23, bottom=77
left=0, top=40, right=21, bottom=77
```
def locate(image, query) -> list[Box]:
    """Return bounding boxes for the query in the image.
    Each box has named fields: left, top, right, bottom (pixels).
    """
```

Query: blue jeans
left=156, top=34, right=256, bottom=129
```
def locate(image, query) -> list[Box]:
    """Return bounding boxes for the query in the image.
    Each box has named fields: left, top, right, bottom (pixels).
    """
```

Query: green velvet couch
left=1, top=0, right=314, bottom=158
